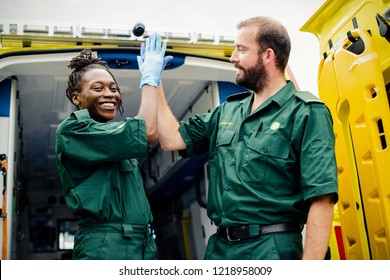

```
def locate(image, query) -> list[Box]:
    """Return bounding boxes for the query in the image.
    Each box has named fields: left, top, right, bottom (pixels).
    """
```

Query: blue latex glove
left=159, top=55, right=173, bottom=86
left=137, top=33, right=172, bottom=88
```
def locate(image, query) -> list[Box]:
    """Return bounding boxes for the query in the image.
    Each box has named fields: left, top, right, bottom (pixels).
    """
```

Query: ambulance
left=0, top=0, right=389, bottom=260
left=301, top=0, right=390, bottom=259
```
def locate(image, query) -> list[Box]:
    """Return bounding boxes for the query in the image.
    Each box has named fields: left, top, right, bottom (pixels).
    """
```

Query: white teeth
left=101, top=103, right=115, bottom=108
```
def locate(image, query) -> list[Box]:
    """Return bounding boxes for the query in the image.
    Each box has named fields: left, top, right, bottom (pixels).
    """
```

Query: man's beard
left=235, top=57, right=268, bottom=92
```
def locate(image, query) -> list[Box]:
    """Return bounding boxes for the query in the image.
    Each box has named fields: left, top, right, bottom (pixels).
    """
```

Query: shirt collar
left=239, top=81, right=297, bottom=115
left=246, top=80, right=297, bottom=106
left=270, top=80, right=297, bottom=107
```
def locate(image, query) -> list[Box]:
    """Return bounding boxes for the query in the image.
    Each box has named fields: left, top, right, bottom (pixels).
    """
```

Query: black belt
left=217, top=222, right=303, bottom=242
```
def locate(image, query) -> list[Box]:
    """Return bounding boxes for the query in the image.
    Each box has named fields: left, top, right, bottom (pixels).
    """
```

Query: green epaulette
left=294, top=91, right=324, bottom=104
left=226, top=91, right=252, bottom=102
left=73, top=108, right=91, bottom=120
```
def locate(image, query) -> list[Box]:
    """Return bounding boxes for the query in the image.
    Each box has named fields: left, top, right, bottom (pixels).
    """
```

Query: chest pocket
left=241, top=132, right=290, bottom=188
left=209, top=129, right=235, bottom=175
left=247, top=133, right=289, bottom=159
left=216, top=129, right=236, bottom=147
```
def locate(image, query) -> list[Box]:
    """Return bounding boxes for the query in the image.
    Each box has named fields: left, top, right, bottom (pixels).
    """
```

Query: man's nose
left=229, top=50, right=237, bottom=63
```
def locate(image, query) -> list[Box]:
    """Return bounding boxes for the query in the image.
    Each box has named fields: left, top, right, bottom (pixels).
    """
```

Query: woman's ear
left=72, top=94, right=80, bottom=106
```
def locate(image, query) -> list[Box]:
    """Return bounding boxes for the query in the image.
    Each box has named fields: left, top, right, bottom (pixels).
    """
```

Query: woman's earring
left=74, top=101, right=79, bottom=106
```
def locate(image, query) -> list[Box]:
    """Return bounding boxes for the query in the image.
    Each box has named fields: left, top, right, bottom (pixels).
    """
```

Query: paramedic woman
left=56, top=34, right=170, bottom=259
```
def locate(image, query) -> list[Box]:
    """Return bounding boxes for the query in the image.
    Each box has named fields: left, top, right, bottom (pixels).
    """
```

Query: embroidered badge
left=270, top=122, right=280, bottom=130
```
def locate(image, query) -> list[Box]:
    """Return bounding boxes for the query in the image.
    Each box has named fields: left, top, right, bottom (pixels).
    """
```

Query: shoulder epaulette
left=226, top=91, right=252, bottom=102
left=294, top=91, right=324, bottom=104
left=72, top=109, right=91, bottom=120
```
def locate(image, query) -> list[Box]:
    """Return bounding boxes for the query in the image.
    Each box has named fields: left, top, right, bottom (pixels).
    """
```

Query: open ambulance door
left=302, top=0, right=390, bottom=259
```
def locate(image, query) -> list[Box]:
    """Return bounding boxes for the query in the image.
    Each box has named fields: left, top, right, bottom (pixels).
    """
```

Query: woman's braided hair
left=66, top=48, right=124, bottom=115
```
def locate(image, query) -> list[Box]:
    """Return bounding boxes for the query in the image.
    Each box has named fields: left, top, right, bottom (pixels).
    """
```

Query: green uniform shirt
left=56, top=109, right=153, bottom=226
left=179, top=81, right=338, bottom=227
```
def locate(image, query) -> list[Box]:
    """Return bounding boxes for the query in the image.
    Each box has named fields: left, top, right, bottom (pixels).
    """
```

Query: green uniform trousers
left=72, top=223, right=157, bottom=260
left=204, top=232, right=303, bottom=260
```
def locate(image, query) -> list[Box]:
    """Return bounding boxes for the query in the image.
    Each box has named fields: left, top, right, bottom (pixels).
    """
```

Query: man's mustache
left=233, top=63, right=245, bottom=71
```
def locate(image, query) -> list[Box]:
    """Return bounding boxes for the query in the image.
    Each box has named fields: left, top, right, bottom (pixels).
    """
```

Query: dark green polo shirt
left=56, top=109, right=153, bottom=225
left=179, top=81, right=338, bottom=227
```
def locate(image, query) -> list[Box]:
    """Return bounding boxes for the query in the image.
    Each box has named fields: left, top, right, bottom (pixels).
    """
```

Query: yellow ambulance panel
left=302, top=0, right=390, bottom=259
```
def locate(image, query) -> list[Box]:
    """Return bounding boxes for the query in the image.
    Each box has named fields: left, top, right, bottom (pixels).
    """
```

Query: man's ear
left=263, top=48, right=275, bottom=62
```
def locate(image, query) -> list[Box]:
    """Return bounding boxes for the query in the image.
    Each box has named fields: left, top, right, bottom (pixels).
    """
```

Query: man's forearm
left=157, top=86, right=186, bottom=151
left=302, top=194, right=334, bottom=260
